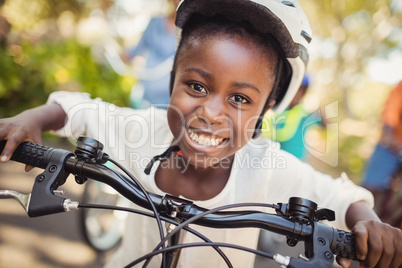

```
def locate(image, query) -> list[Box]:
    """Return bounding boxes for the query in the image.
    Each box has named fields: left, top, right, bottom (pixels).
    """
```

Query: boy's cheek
left=239, top=119, right=259, bottom=139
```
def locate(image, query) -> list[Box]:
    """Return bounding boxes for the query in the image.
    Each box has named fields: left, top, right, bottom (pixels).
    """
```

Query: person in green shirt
left=263, top=75, right=321, bottom=161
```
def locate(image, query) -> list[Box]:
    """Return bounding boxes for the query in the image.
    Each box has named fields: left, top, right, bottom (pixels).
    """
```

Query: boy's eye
left=229, top=95, right=250, bottom=104
left=190, top=83, right=206, bottom=93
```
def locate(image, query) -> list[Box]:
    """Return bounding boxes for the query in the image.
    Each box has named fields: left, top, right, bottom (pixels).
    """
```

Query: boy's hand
left=0, top=103, right=66, bottom=171
left=337, top=220, right=402, bottom=268
left=0, top=113, right=44, bottom=171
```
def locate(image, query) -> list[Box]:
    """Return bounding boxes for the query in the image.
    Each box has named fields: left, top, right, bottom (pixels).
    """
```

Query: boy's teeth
left=188, top=129, right=223, bottom=146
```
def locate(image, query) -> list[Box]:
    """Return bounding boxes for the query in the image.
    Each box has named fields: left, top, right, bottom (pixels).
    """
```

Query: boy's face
left=167, top=35, right=275, bottom=168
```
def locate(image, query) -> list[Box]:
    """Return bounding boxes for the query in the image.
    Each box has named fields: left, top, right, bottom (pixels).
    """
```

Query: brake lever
left=274, top=197, right=359, bottom=267
left=27, top=149, right=77, bottom=217
left=0, top=190, right=31, bottom=212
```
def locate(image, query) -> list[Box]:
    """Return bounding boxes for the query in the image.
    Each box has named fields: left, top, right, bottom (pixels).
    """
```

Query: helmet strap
left=252, top=57, right=284, bottom=139
left=144, top=145, right=181, bottom=175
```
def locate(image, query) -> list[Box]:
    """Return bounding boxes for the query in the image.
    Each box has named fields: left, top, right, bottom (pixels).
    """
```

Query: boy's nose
left=196, top=96, right=227, bottom=125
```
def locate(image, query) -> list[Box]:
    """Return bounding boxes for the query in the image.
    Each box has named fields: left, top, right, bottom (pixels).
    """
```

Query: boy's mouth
left=188, top=129, right=226, bottom=147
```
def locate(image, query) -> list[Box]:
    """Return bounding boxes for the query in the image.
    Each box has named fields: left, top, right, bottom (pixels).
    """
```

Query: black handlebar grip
left=330, top=229, right=360, bottom=261
left=0, top=141, right=53, bottom=169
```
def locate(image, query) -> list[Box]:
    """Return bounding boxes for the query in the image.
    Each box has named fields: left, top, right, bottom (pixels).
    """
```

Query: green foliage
left=338, top=135, right=367, bottom=181
left=0, top=38, right=132, bottom=118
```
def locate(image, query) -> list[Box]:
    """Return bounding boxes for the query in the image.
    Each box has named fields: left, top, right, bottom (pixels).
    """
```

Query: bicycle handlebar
left=0, top=138, right=359, bottom=267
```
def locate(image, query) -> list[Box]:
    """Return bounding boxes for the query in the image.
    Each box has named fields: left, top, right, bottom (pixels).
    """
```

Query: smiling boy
left=0, top=0, right=401, bottom=267
left=157, top=14, right=278, bottom=201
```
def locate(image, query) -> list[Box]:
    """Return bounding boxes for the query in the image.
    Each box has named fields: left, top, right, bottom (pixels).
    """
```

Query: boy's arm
left=0, top=103, right=66, bottom=164
left=345, top=200, right=381, bottom=229
left=339, top=200, right=402, bottom=268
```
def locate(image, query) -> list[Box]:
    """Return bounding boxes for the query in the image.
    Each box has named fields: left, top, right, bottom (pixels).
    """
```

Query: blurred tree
left=0, top=0, right=132, bottom=118
left=299, top=0, right=402, bottom=180
left=4, top=0, right=86, bottom=30
left=303, top=0, right=401, bottom=118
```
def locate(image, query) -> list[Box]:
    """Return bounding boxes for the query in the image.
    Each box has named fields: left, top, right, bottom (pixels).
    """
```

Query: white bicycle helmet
left=174, top=0, right=312, bottom=114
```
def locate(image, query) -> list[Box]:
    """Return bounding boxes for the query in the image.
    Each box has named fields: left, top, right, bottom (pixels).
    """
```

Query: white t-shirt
left=48, top=91, right=374, bottom=268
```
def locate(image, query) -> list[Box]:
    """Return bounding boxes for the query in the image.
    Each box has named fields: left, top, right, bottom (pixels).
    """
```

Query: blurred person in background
left=362, top=81, right=402, bottom=227
left=121, top=0, right=180, bottom=109
left=262, top=74, right=323, bottom=162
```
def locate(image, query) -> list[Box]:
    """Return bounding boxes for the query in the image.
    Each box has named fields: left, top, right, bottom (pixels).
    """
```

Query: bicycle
left=0, top=136, right=360, bottom=268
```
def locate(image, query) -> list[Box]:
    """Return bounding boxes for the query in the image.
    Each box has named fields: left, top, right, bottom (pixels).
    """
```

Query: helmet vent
left=301, top=30, right=312, bottom=43
left=281, top=1, right=295, bottom=7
